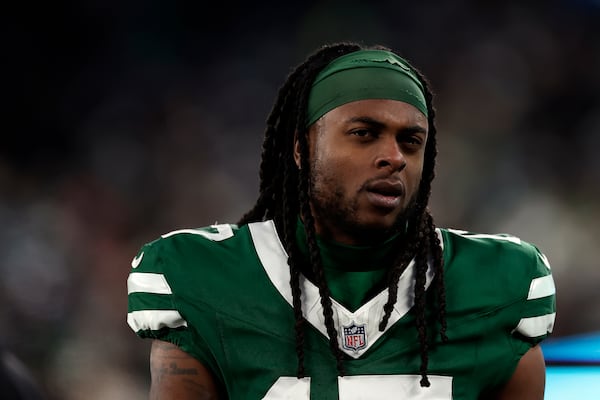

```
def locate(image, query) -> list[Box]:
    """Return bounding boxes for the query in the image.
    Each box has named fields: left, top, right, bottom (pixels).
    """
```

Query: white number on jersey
left=262, top=375, right=453, bottom=399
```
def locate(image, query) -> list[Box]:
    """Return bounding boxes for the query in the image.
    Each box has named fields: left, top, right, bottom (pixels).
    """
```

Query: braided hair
left=238, top=41, right=447, bottom=386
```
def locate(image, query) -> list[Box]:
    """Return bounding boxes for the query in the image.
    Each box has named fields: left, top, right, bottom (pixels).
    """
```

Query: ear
left=293, top=131, right=302, bottom=169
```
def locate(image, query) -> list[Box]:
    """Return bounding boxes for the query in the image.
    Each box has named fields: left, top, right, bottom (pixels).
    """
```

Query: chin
left=363, top=211, right=404, bottom=228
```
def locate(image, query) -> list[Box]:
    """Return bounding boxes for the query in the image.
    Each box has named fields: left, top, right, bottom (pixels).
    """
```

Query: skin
left=148, top=99, right=547, bottom=399
left=149, top=340, right=218, bottom=400
left=295, top=99, right=428, bottom=246
left=490, top=345, right=547, bottom=400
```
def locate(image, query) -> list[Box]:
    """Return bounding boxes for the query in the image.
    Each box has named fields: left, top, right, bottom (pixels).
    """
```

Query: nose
left=375, top=140, right=406, bottom=171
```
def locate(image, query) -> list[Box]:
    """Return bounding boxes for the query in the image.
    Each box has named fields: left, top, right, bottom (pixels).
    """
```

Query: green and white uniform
left=127, top=220, right=556, bottom=399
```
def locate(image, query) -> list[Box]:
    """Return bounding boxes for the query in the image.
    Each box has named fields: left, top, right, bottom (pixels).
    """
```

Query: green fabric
left=295, top=218, right=398, bottom=310
left=306, top=49, right=428, bottom=126
left=127, top=222, right=556, bottom=399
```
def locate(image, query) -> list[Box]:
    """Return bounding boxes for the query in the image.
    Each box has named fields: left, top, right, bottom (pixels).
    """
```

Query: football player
left=127, top=42, right=556, bottom=399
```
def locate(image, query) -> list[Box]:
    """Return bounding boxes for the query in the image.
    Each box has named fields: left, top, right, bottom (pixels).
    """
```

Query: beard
left=308, top=162, right=419, bottom=245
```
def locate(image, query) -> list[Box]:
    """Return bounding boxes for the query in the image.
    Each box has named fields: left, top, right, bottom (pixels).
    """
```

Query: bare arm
left=150, top=340, right=220, bottom=400
left=489, top=345, right=546, bottom=400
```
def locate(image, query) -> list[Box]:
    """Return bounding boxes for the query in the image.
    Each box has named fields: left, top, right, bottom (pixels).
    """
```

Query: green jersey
left=127, top=220, right=556, bottom=399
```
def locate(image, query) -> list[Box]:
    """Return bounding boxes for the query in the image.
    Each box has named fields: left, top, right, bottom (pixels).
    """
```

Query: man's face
left=295, top=99, right=429, bottom=245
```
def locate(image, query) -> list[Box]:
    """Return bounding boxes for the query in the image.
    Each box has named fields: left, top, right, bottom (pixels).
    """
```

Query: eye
left=350, top=129, right=377, bottom=139
left=405, top=136, right=422, bottom=145
left=351, top=129, right=369, bottom=137
left=398, top=135, right=425, bottom=152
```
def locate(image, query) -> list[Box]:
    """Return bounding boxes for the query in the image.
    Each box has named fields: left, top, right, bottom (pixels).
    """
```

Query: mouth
left=364, top=180, right=405, bottom=210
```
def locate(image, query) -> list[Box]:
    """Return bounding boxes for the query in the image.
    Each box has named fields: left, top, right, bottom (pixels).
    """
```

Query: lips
left=366, top=180, right=405, bottom=197
left=365, top=179, right=405, bottom=209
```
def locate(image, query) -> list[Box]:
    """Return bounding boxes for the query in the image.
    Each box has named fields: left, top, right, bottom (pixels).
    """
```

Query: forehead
left=319, top=99, right=429, bottom=130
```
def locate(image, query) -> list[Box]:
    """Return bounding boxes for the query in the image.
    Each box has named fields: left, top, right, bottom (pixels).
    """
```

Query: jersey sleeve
left=511, top=243, right=556, bottom=345
left=126, top=237, right=219, bottom=373
left=447, top=232, right=559, bottom=392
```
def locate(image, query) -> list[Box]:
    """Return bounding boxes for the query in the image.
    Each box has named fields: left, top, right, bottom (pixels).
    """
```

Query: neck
left=295, top=217, right=401, bottom=271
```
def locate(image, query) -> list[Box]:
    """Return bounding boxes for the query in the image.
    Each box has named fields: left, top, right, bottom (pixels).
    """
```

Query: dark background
left=3, top=1, right=599, bottom=398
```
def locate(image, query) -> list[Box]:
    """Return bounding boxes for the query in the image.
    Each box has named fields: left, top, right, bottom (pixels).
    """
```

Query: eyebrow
left=346, top=116, right=428, bottom=134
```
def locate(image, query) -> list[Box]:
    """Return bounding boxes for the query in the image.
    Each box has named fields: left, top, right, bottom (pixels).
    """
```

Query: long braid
left=378, top=223, right=419, bottom=331
left=283, top=169, right=306, bottom=377
left=430, top=214, right=448, bottom=342
left=296, top=130, right=347, bottom=375
left=414, top=67, right=448, bottom=346
left=281, top=115, right=304, bottom=376
left=277, top=62, right=312, bottom=378
left=413, top=67, right=448, bottom=384
left=238, top=42, right=448, bottom=383
left=414, top=213, right=433, bottom=386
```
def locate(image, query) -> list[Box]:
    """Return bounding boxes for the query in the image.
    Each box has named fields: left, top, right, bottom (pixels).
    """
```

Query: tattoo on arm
left=150, top=340, right=219, bottom=400
left=151, top=341, right=199, bottom=382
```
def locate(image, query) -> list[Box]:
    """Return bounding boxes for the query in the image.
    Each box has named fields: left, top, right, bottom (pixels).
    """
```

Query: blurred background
left=3, top=0, right=599, bottom=398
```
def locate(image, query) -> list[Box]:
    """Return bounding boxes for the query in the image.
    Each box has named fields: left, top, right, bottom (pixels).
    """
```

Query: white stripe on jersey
left=513, top=313, right=556, bottom=337
left=446, top=229, right=522, bottom=245
left=527, top=275, right=555, bottom=300
left=128, top=272, right=172, bottom=294
left=161, top=224, right=234, bottom=241
left=127, top=310, right=188, bottom=332
left=538, top=252, right=552, bottom=270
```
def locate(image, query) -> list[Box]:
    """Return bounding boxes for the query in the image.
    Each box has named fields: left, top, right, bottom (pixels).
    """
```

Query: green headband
left=306, top=49, right=428, bottom=126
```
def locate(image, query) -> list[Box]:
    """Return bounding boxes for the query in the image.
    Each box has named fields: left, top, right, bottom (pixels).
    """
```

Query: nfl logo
left=342, top=322, right=367, bottom=352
